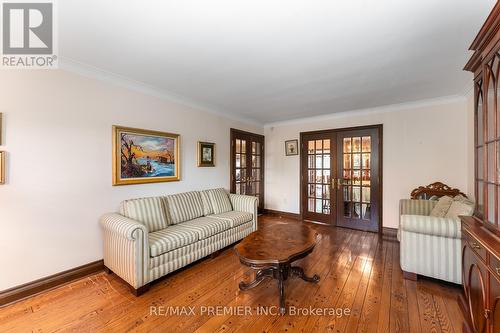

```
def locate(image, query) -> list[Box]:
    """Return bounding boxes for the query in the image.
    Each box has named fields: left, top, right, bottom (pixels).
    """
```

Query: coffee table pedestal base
left=239, top=263, right=320, bottom=315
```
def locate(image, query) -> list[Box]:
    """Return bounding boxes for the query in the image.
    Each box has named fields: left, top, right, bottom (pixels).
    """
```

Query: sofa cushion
left=400, top=214, right=461, bottom=238
left=165, top=191, right=204, bottom=224
left=120, top=196, right=169, bottom=232
left=179, top=217, right=231, bottom=239
left=200, top=190, right=214, bottom=216
left=429, top=196, right=453, bottom=217
left=209, top=211, right=253, bottom=227
left=148, top=225, right=199, bottom=257
left=207, top=188, right=233, bottom=214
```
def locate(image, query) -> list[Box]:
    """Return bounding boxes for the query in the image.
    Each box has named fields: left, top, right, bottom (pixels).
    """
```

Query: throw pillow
left=445, top=200, right=475, bottom=219
left=429, top=196, right=453, bottom=217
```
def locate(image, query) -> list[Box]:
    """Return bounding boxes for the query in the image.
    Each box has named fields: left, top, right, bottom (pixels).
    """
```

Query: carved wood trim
left=410, top=182, right=467, bottom=199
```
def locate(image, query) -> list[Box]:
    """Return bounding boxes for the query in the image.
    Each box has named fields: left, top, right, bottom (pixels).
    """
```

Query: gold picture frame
left=197, top=141, right=216, bottom=167
left=0, top=151, right=5, bottom=184
left=112, top=126, right=180, bottom=185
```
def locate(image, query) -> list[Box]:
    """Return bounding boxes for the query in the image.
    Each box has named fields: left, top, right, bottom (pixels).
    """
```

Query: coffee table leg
left=290, top=266, right=320, bottom=283
left=278, top=266, right=286, bottom=315
left=239, top=267, right=273, bottom=291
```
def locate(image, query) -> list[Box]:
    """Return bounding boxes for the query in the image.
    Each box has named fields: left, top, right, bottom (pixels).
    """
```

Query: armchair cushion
left=148, top=225, right=199, bottom=257
left=165, top=191, right=204, bottom=224
left=179, top=217, right=231, bottom=239
left=207, top=188, right=233, bottom=214
left=209, top=211, right=253, bottom=227
left=400, top=214, right=461, bottom=238
left=119, top=197, right=169, bottom=232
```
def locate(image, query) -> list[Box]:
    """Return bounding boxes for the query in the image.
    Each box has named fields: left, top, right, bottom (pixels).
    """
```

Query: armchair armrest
left=229, top=194, right=258, bottom=230
left=400, top=214, right=461, bottom=239
left=100, top=213, right=149, bottom=288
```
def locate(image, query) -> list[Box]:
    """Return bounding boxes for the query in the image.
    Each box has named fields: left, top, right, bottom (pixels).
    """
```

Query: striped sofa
left=398, top=199, right=462, bottom=284
left=100, top=189, right=258, bottom=294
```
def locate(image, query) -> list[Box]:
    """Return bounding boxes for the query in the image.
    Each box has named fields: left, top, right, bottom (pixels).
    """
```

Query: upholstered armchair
left=398, top=199, right=463, bottom=284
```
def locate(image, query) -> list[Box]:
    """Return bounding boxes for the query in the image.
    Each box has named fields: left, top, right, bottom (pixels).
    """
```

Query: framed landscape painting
left=112, top=126, right=180, bottom=185
left=197, top=141, right=215, bottom=167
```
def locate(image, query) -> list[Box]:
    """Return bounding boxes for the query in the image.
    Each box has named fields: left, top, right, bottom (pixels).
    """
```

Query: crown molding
left=462, top=83, right=475, bottom=99
left=263, top=94, right=467, bottom=128
left=58, top=57, right=262, bottom=127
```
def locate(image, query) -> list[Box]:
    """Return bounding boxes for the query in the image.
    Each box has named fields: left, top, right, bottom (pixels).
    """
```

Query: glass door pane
left=302, top=134, right=335, bottom=224
left=336, top=128, right=380, bottom=232
left=235, top=139, right=247, bottom=195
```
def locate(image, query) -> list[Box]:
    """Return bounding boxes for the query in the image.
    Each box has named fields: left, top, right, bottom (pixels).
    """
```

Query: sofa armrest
left=100, top=213, right=149, bottom=288
left=400, top=214, right=461, bottom=239
left=229, top=194, right=258, bottom=230
left=100, top=213, right=148, bottom=240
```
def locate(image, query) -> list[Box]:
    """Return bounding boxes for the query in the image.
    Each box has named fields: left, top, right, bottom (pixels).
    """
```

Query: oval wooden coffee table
left=234, top=222, right=320, bottom=314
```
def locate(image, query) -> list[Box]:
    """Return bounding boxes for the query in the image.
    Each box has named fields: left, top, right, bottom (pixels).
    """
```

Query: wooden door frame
left=230, top=128, right=265, bottom=212
left=299, top=124, right=383, bottom=234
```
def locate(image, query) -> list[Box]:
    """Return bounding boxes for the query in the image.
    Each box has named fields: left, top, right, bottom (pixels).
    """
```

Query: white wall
left=0, top=70, right=261, bottom=290
left=264, top=96, right=470, bottom=229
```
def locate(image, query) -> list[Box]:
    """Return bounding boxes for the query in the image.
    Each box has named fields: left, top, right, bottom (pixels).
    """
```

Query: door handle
left=337, top=179, right=349, bottom=190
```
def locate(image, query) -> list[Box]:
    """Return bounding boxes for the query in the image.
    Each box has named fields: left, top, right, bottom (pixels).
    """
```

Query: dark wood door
left=300, top=125, right=382, bottom=232
left=230, top=129, right=265, bottom=213
left=301, top=132, right=336, bottom=224
left=335, top=128, right=381, bottom=232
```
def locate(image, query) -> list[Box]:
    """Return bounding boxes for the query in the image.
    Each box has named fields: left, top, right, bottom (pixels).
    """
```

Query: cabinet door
left=462, top=243, right=472, bottom=299
left=490, top=273, right=500, bottom=333
left=467, top=261, right=488, bottom=333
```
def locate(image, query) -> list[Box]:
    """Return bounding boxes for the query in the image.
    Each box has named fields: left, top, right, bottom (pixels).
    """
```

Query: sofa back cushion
left=165, top=191, right=204, bottom=224
left=207, top=188, right=233, bottom=214
left=119, top=196, right=169, bottom=232
left=200, top=190, right=214, bottom=216
left=429, top=196, right=453, bottom=217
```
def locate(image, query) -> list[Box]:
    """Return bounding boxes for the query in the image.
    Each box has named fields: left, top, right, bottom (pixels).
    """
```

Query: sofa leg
left=403, top=271, right=417, bottom=281
left=131, top=284, right=150, bottom=296
left=104, top=266, right=112, bottom=274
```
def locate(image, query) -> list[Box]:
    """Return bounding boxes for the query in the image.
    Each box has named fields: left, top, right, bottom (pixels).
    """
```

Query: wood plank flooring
left=0, top=215, right=464, bottom=332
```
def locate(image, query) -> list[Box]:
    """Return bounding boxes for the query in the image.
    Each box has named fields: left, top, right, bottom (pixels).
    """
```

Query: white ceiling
left=60, top=0, right=496, bottom=124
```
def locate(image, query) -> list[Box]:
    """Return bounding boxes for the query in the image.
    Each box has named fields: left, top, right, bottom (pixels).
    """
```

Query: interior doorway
left=300, top=125, right=382, bottom=232
left=230, top=129, right=265, bottom=213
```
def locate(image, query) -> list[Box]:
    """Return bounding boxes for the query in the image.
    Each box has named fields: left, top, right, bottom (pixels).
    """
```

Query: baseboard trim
left=0, top=259, right=104, bottom=307
left=383, top=226, right=398, bottom=234
left=263, top=209, right=300, bottom=220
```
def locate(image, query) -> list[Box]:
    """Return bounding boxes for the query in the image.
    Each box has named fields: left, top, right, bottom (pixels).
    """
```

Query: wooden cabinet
left=461, top=218, right=500, bottom=333
left=463, top=3, right=500, bottom=333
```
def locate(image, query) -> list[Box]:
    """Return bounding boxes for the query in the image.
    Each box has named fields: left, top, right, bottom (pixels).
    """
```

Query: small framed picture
left=0, top=151, right=5, bottom=184
left=285, top=139, right=299, bottom=156
left=198, top=141, right=216, bottom=167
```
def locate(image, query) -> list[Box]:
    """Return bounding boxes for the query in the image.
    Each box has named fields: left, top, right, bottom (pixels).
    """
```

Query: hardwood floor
left=0, top=215, right=464, bottom=332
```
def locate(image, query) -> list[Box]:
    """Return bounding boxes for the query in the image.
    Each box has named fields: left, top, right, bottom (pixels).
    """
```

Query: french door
left=230, top=129, right=265, bottom=213
left=300, top=126, right=381, bottom=232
